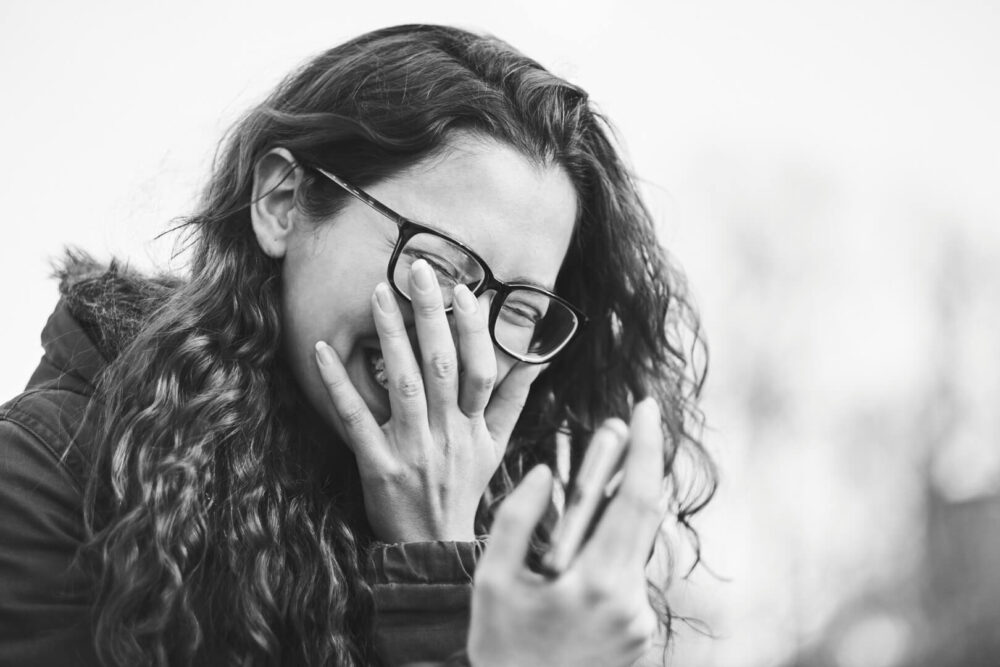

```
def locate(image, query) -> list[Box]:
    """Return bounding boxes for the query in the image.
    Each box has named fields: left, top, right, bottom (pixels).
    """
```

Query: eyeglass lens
left=391, top=232, right=578, bottom=361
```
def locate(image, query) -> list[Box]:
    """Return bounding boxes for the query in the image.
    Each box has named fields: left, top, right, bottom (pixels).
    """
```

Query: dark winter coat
left=0, top=260, right=479, bottom=666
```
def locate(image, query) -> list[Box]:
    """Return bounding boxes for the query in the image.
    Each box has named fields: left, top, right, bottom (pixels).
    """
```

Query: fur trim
left=53, top=249, right=183, bottom=360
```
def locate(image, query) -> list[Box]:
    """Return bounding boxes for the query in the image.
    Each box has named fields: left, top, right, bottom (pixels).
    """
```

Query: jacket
left=0, top=261, right=479, bottom=666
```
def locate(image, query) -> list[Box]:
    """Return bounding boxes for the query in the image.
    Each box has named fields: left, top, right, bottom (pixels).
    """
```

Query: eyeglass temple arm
left=308, top=165, right=407, bottom=228
left=303, top=161, right=589, bottom=329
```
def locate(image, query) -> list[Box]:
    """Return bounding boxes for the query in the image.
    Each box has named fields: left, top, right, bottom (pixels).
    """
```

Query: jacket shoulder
left=0, top=385, right=95, bottom=495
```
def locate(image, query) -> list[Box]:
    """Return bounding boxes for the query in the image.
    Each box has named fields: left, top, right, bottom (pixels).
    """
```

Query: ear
left=251, top=147, right=302, bottom=259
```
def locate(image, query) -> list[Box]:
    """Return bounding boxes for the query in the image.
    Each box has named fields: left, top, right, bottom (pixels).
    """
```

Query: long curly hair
left=83, top=24, right=715, bottom=666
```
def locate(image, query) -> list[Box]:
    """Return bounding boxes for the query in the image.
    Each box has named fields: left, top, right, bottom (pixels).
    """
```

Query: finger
left=478, top=464, right=553, bottom=579
left=313, top=341, right=393, bottom=470
left=483, top=362, right=547, bottom=454
left=452, top=284, right=497, bottom=417
left=543, top=418, right=628, bottom=575
left=583, top=398, right=666, bottom=568
left=407, top=259, right=460, bottom=422
left=372, top=282, right=428, bottom=431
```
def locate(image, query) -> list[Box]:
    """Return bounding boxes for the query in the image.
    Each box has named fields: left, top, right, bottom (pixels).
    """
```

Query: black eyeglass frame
left=297, top=161, right=589, bottom=364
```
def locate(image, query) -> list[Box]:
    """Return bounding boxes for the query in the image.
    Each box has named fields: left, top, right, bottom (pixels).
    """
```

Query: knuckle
left=428, top=352, right=458, bottom=380
left=370, top=463, right=406, bottom=489
left=462, top=314, right=490, bottom=335
left=382, top=323, right=410, bottom=341
left=416, top=300, right=444, bottom=317
left=394, top=373, right=424, bottom=399
left=340, top=403, right=369, bottom=429
left=463, top=370, right=496, bottom=395
left=323, top=373, right=351, bottom=393
left=627, top=610, right=658, bottom=649
left=606, top=600, right=639, bottom=631
left=581, top=576, right=618, bottom=606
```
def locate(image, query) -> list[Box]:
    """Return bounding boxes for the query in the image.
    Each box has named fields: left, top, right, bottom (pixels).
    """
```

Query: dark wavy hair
left=83, top=24, right=715, bottom=666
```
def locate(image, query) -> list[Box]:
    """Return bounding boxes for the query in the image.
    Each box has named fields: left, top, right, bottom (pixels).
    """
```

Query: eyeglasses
left=300, top=162, right=588, bottom=363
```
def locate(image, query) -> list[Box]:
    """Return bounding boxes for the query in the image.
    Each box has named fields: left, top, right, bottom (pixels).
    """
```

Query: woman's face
left=276, top=136, right=578, bottom=440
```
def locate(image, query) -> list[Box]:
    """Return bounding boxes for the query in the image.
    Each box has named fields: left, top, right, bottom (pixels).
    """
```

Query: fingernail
left=453, top=283, right=477, bottom=312
left=411, top=259, right=435, bottom=292
left=374, top=283, right=397, bottom=313
left=315, top=341, right=335, bottom=366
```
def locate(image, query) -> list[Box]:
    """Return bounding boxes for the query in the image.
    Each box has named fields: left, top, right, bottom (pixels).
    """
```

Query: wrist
left=369, top=508, right=476, bottom=542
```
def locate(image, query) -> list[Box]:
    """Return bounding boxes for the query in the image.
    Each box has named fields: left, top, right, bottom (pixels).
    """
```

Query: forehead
left=366, top=136, right=579, bottom=289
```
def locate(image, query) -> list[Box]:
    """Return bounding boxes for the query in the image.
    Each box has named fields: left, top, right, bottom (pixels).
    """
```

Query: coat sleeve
left=370, top=539, right=486, bottom=666
left=0, top=417, right=99, bottom=667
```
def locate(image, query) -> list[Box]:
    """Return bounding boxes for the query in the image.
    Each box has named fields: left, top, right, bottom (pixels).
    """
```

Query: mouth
left=365, top=347, right=389, bottom=390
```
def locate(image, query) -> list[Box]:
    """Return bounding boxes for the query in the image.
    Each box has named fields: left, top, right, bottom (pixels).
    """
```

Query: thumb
left=479, top=465, right=553, bottom=578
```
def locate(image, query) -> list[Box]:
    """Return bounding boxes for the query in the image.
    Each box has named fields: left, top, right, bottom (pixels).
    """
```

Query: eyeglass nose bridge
left=469, top=275, right=512, bottom=310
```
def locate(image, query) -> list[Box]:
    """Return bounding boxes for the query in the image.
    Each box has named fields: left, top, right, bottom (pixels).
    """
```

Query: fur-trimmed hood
left=52, top=250, right=181, bottom=363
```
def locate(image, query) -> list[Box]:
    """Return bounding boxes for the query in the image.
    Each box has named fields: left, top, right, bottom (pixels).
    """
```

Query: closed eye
left=500, top=302, right=542, bottom=326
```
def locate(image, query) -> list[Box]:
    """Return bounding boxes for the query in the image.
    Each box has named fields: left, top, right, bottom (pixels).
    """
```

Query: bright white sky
left=2, top=1, right=998, bottom=665
left=2, top=0, right=998, bottom=393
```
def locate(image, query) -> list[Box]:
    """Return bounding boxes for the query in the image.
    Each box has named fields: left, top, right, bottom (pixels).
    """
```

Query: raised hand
left=468, top=399, right=666, bottom=667
left=314, top=259, right=543, bottom=543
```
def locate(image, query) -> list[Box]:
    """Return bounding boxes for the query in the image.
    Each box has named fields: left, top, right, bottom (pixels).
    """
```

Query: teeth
left=368, top=350, right=388, bottom=389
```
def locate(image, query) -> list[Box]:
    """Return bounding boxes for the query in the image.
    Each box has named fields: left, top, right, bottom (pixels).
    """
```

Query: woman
left=0, top=24, right=713, bottom=666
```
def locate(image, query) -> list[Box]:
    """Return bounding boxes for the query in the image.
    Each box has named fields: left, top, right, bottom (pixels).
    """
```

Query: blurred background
left=2, top=1, right=998, bottom=665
